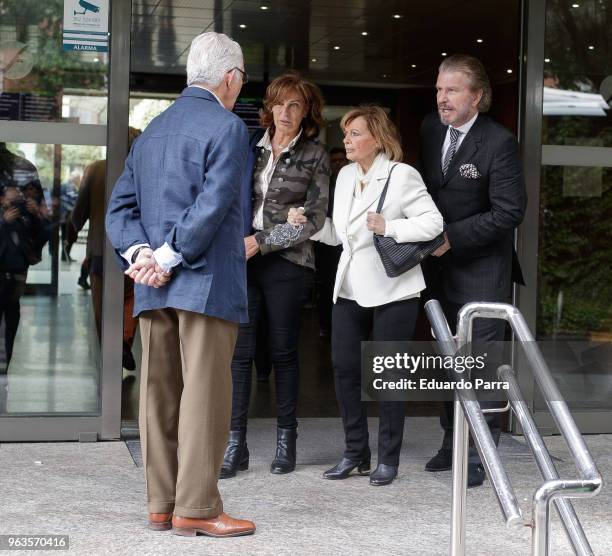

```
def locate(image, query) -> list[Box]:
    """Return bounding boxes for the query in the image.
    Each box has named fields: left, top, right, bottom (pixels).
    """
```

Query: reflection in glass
left=71, top=127, right=142, bottom=373
left=0, top=142, right=104, bottom=415
left=536, top=166, right=612, bottom=410
left=544, top=87, right=609, bottom=117
left=538, top=1, right=612, bottom=412
left=537, top=166, right=612, bottom=339
left=543, top=0, right=612, bottom=146
left=0, top=143, right=50, bottom=369
left=0, top=1, right=107, bottom=124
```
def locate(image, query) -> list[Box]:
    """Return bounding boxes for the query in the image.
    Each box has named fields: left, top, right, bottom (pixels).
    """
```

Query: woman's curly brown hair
left=259, top=71, right=325, bottom=139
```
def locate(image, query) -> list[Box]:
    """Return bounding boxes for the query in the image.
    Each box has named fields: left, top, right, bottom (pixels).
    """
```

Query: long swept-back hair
left=439, top=54, right=492, bottom=112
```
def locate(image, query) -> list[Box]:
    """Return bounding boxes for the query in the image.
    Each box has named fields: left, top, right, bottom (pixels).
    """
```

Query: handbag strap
left=375, top=163, right=399, bottom=214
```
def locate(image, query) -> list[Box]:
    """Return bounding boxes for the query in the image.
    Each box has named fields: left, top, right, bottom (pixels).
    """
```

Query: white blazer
left=312, top=157, right=444, bottom=307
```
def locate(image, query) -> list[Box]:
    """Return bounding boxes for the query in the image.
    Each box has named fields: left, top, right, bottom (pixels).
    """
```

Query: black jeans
left=230, top=253, right=308, bottom=431
left=439, top=299, right=506, bottom=464
left=0, top=274, right=25, bottom=371
left=332, top=297, right=419, bottom=466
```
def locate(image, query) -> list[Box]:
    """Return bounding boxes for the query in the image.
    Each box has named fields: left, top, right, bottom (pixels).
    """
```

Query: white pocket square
left=459, top=163, right=481, bottom=179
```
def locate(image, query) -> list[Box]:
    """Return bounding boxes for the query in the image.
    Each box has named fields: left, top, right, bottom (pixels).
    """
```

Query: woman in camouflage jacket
left=220, top=72, right=330, bottom=479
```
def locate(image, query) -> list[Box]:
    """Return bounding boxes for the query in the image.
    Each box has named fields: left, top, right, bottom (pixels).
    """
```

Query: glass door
left=0, top=0, right=125, bottom=440
left=519, top=0, right=612, bottom=433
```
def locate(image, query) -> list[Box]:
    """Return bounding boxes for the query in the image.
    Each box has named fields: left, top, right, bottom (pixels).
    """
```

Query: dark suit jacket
left=419, top=112, right=527, bottom=304
left=105, top=87, right=249, bottom=323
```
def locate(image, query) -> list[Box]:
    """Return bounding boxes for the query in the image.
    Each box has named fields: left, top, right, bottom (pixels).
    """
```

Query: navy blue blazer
left=105, top=87, right=250, bottom=323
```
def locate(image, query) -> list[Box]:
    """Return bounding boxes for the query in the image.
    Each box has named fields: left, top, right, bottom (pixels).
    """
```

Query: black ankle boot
left=323, top=457, right=371, bottom=480
left=270, top=427, right=297, bottom=474
left=369, top=463, right=398, bottom=486
left=219, top=430, right=249, bottom=479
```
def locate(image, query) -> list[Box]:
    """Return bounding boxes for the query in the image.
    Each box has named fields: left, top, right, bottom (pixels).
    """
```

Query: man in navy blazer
left=105, top=32, right=255, bottom=537
left=419, top=55, right=527, bottom=487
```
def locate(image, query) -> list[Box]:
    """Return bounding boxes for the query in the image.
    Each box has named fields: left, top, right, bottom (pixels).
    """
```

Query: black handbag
left=373, top=164, right=445, bottom=278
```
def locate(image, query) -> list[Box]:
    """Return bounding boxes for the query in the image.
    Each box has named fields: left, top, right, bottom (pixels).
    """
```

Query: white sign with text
left=63, top=0, right=109, bottom=52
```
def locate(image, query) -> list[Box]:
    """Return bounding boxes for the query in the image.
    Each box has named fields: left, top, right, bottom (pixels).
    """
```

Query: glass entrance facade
left=532, top=0, right=612, bottom=423
left=0, top=0, right=116, bottom=439
left=0, top=0, right=611, bottom=440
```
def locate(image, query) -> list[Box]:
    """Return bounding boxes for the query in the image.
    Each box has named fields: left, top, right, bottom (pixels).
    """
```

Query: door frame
left=0, top=0, right=131, bottom=441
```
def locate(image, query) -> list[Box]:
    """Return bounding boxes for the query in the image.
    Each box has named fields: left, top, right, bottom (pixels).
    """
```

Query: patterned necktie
left=442, top=127, right=461, bottom=176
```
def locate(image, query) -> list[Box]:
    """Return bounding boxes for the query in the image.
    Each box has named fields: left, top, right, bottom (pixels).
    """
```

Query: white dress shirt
left=252, top=128, right=302, bottom=231
left=440, top=111, right=479, bottom=165
left=122, top=85, right=225, bottom=271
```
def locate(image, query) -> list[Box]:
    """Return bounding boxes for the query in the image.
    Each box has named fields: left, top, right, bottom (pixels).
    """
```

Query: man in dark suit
left=106, top=32, right=255, bottom=537
left=419, top=54, right=527, bottom=487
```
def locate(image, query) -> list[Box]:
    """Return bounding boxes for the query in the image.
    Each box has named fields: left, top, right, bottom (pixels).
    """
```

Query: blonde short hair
left=340, top=105, right=403, bottom=162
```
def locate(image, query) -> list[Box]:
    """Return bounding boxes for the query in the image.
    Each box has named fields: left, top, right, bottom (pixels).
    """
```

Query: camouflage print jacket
left=252, top=133, right=330, bottom=270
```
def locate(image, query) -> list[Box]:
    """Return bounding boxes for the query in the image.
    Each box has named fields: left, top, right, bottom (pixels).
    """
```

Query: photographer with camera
left=0, top=146, right=50, bottom=371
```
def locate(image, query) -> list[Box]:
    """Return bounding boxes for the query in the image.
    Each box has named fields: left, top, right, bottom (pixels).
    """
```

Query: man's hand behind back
left=125, top=248, right=173, bottom=288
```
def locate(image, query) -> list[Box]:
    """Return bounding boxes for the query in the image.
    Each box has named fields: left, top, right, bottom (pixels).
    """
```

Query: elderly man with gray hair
left=106, top=32, right=255, bottom=537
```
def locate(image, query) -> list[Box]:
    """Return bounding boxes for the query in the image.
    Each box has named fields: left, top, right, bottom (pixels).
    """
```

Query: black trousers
left=0, top=275, right=24, bottom=371
left=439, top=299, right=506, bottom=464
left=314, top=243, right=341, bottom=334
left=230, top=253, right=308, bottom=431
left=332, top=297, right=419, bottom=466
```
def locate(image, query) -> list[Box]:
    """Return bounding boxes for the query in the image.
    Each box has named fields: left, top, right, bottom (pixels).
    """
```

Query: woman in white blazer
left=289, top=106, right=443, bottom=486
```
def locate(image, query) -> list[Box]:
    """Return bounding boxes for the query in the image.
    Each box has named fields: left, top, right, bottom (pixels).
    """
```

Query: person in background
left=60, top=170, right=81, bottom=262
left=76, top=258, right=90, bottom=291
left=72, top=128, right=142, bottom=372
left=220, top=71, right=329, bottom=479
left=315, top=146, right=348, bottom=338
left=289, top=106, right=443, bottom=486
left=0, top=145, right=50, bottom=371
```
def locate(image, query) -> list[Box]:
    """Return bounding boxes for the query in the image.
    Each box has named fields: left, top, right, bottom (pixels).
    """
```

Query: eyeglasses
left=231, top=67, right=249, bottom=84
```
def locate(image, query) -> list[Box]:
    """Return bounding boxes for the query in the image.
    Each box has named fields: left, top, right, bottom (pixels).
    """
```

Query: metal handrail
left=425, top=301, right=525, bottom=536
left=498, top=365, right=594, bottom=556
left=425, top=300, right=603, bottom=556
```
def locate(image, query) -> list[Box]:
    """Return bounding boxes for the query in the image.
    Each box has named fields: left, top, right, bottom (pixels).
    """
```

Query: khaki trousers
left=139, top=308, right=238, bottom=518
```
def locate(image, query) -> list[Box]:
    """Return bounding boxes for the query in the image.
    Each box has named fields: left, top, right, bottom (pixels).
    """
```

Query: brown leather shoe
left=172, top=513, right=256, bottom=537
left=148, top=512, right=173, bottom=531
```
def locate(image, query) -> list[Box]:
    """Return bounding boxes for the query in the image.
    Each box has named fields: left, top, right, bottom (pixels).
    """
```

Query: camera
left=11, top=198, right=28, bottom=216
